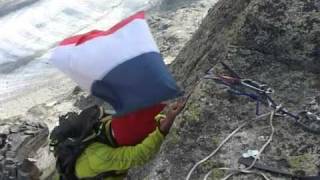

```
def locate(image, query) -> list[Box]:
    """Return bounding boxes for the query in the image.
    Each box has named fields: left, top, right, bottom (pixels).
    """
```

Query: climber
left=49, top=10, right=185, bottom=179
left=50, top=98, right=187, bottom=180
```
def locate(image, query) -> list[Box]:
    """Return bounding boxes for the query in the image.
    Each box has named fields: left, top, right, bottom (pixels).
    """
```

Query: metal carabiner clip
left=240, top=79, right=273, bottom=94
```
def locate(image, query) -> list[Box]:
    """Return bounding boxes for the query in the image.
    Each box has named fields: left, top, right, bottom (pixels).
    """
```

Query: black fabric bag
left=50, top=105, right=103, bottom=180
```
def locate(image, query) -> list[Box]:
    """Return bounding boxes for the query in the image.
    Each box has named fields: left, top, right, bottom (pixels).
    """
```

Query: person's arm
left=108, top=99, right=186, bottom=166
left=76, top=128, right=163, bottom=178
left=75, top=99, right=187, bottom=178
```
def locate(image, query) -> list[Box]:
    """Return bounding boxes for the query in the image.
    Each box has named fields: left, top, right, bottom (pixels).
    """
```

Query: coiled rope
left=185, top=109, right=276, bottom=180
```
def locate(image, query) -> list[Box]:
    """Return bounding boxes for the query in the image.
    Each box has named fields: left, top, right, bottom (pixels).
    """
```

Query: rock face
left=148, top=0, right=218, bottom=63
left=0, top=120, right=49, bottom=179
left=129, top=0, right=320, bottom=179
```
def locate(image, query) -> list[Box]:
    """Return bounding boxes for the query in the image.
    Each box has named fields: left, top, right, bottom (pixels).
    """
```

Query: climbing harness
left=204, top=62, right=320, bottom=134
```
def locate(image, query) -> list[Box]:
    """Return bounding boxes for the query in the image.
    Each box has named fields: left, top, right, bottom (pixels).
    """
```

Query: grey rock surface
left=129, top=0, right=320, bottom=179
left=0, top=120, right=49, bottom=180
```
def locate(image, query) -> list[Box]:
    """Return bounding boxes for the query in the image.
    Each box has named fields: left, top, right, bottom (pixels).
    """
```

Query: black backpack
left=49, top=105, right=106, bottom=180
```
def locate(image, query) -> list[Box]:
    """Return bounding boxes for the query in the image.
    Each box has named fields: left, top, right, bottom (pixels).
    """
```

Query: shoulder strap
left=93, top=115, right=118, bottom=147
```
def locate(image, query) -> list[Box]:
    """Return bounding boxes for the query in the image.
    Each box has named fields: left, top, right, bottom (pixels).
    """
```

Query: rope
left=203, top=169, right=270, bottom=180
left=203, top=169, right=213, bottom=180
left=219, top=169, right=271, bottom=180
left=185, top=112, right=271, bottom=180
left=246, top=107, right=277, bottom=170
left=217, top=106, right=279, bottom=180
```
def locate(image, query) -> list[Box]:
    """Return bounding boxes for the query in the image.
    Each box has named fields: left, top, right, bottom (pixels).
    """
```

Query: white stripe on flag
left=51, top=19, right=160, bottom=91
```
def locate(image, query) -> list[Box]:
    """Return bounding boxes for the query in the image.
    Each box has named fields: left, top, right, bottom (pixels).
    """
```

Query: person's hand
left=159, top=98, right=187, bottom=135
left=166, top=98, right=187, bottom=120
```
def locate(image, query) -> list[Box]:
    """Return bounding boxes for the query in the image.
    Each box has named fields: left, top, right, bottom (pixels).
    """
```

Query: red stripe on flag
left=59, top=11, right=145, bottom=46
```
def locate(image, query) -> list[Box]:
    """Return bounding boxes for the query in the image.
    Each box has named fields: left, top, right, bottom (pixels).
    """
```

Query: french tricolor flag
left=51, top=11, right=182, bottom=115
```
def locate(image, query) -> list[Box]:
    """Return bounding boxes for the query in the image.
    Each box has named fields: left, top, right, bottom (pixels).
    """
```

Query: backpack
left=49, top=105, right=113, bottom=180
left=49, top=104, right=163, bottom=179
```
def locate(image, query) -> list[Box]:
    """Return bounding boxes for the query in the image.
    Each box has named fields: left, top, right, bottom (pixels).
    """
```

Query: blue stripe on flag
left=91, top=52, right=182, bottom=116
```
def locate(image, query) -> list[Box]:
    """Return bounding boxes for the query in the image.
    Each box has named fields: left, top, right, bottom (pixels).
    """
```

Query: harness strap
left=95, top=116, right=118, bottom=147
left=104, top=119, right=118, bottom=147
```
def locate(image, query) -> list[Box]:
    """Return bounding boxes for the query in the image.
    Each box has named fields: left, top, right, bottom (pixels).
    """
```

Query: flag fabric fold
left=51, top=11, right=181, bottom=115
